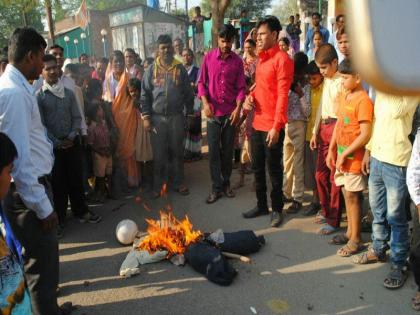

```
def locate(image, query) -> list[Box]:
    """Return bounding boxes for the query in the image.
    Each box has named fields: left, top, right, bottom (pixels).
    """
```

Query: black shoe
left=206, top=191, right=223, bottom=204
left=303, top=202, right=321, bottom=216
left=270, top=211, right=284, bottom=227
left=286, top=200, right=302, bottom=214
left=243, top=206, right=269, bottom=218
left=282, top=194, right=293, bottom=203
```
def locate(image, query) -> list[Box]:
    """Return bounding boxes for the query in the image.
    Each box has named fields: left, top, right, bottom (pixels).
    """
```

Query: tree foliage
left=0, top=0, right=44, bottom=49
left=201, top=0, right=270, bottom=19
left=271, top=0, right=298, bottom=26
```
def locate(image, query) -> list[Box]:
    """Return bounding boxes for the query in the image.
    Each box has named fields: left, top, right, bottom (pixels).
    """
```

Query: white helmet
left=116, top=219, right=139, bottom=245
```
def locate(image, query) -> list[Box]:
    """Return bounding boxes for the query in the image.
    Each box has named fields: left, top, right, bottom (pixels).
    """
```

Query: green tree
left=201, top=0, right=270, bottom=19
left=271, top=0, right=298, bottom=26
left=0, top=0, right=44, bottom=49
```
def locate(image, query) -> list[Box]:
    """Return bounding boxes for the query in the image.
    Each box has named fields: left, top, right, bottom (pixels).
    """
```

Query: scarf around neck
left=42, top=80, right=65, bottom=99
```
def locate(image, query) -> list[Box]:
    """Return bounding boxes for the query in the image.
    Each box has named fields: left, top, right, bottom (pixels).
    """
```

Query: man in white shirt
left=0, top=28, right=73, bottom=315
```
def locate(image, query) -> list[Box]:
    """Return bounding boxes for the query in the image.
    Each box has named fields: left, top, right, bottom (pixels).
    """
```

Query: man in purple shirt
left=198, top=24, right=246, bottom=204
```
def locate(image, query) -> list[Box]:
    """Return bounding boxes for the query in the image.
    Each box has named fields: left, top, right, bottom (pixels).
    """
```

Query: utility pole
left=185, top=0, right=189, bottom=48
left=45, top=0, right=55, bottom=43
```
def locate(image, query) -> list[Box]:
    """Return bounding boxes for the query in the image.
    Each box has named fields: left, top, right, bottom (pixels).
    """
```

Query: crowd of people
left=1, top=10, right=420, bottom=314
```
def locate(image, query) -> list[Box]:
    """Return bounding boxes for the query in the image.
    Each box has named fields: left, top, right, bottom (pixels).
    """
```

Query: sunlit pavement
left=58, top=158, right=417, bottom=315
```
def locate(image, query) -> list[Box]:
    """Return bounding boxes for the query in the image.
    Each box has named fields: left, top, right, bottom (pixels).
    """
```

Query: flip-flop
left=384, top=266, right=408, bottom=290
left=329, top=233, right=349, bottom=245
left=317, top=224, right=338, bottom=235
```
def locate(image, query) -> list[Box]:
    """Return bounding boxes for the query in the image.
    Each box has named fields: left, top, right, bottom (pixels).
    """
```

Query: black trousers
left=52, top=143, right=88, bottom=224
left=207, top=116, right=236, bottom=192
left=3, top=178, right=60, bottom=315
left=251, top=129, right=285, bottom=212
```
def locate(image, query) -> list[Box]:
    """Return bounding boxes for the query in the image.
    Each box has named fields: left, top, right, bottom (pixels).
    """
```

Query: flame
left=160, top=183, right=168, bottom=197
left=139, top=210, right=202, bottom=257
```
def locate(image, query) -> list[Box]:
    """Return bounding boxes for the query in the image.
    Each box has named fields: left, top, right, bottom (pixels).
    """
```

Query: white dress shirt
left=0, top=65, right=54, bottom=219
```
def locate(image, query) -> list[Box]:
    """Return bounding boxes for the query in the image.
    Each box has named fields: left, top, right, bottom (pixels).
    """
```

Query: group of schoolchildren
left=281, top=15, right=420, bottom=309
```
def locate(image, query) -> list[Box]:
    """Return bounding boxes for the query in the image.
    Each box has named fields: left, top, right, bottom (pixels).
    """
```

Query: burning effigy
left=138, top=210, right=202, bottom=257
left=119, top=185, right=266, bottom=286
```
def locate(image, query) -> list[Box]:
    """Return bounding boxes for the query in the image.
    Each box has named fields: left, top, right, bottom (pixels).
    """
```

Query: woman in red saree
left=103, top=50, right=138, bottom=187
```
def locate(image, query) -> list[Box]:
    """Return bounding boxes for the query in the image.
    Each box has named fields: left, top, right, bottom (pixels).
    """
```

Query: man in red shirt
left=243, top=16, right=294, bottom=227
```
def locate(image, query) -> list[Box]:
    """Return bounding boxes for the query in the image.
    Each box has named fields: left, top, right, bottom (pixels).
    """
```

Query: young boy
left=191, top=6, right=212, bottom=53
left=310, top=43, right=344, bottom=235
left=0, top=132, right=32, bottom=313
left=303, top=61, right=323, bottom=216
left=240, top=10, right=251, bottom=50
left=326, top=59, right=374, bottom=256
left=283, top=52, right=310, bottom=213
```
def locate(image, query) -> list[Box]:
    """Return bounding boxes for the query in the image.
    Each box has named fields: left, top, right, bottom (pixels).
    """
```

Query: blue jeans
left=369, top=157, right=409, bottom=268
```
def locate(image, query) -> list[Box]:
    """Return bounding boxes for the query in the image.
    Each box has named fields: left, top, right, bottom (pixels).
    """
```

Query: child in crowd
left=0, top=133, right=32, bottom=313
left=127, top=78, right=153, bottom=188
left=326, top=59, right=374, bottom=256
left=279, top=37, right=294, bottom=58
left=336, top=26, right=349, bottom=62
left=87, top=103, right=113, bottom=202
left=303, top=61, right=323, bottom=216
left=308, top=31, right=323, bottom=61
left=240, top=10, right=251, bottom=50
left=310, top=43, right=344, bottom=235
left=283, top=52, right=310, bottom=213
left=143, top=58, right=154, bottom=71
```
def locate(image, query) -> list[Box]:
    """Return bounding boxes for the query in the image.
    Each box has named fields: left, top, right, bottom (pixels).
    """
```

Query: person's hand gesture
left=143, top=118, right=152, bottom=132
left=361, top=150, right=371, bottom=175
left=310, top=134, right=318, bottom=150
left=266, top=128, right=279, bottom=148
left=243, top=95, right=255, bottom=111
left=203, top=103, right=214, bottom=119
left=326, top=151, right=335, bottom=170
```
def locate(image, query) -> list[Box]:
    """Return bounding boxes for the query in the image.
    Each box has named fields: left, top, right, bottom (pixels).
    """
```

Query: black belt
left=321, top=117, right=337, bottom=125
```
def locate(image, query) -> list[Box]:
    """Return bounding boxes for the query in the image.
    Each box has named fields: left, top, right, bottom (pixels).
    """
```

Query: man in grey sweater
left=37, top=54, right=100, bottom=237
left=141, top=35, right=195, bottom=197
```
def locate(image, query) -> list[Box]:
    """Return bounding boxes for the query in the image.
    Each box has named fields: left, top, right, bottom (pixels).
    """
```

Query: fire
left=139, top=210, right=202, bottom=257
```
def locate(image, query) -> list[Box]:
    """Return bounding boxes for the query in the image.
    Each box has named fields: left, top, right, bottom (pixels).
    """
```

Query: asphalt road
left=57, top=158, right=417, bottom=315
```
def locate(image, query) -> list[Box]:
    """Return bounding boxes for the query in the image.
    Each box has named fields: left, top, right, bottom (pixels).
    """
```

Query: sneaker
left=286, top=200, right=302, bottom=214
left=78, top=211, right=102, bottom=224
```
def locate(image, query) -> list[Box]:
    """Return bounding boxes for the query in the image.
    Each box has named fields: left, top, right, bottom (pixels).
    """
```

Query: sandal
left=314, top=211, right=326, bottom=224
left=352, top=248, right=386, bottom=264
left=329, top=233, right=349, bottom=245
left=176, top=185, right=190, bottom=196
left=317, top=224, right=338, bottom=235
left=412, top=292, right=420, bottom=311
left=337, top=241, right=365, bottom=257
left=384, top=265, right=408, bottom=290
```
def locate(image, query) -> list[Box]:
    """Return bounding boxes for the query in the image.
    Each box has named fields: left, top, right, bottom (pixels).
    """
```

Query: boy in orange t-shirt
left=326, top=59, right=374, bottom=257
